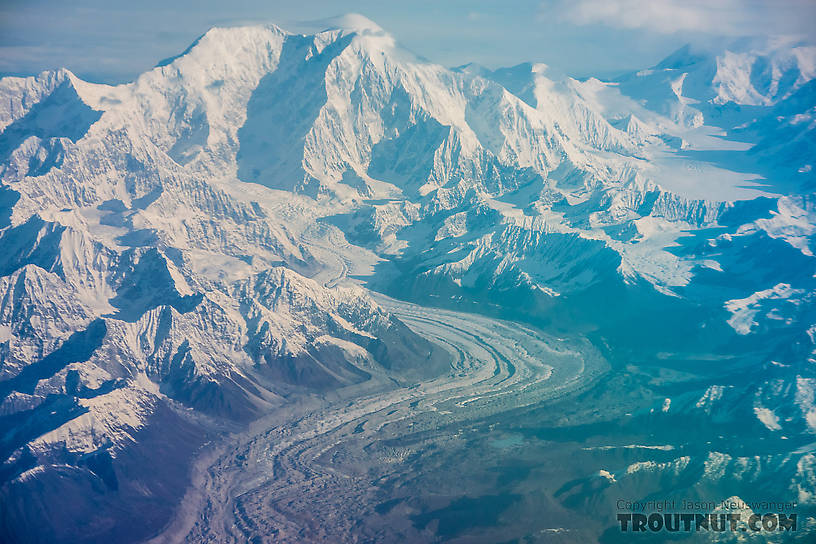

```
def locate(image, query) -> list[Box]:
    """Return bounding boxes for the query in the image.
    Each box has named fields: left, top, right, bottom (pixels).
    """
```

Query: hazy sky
left=1, top=0, right=814, bottom=83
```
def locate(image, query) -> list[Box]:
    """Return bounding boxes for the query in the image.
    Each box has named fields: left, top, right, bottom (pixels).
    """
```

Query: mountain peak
left=654, top=43, right=709, bottom=70
left=302, top=13, right=388, bottom=37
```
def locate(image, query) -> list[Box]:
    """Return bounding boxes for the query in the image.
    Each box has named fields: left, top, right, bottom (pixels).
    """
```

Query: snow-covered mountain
left=0, top=14, right=814, bottom=542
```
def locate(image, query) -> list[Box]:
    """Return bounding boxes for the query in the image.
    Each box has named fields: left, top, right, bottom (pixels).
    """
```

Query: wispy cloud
left=546, top=0, right=816, bottom=37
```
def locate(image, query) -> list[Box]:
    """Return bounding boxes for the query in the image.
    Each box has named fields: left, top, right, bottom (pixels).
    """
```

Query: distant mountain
left=615, top=39, right=816, bottom=125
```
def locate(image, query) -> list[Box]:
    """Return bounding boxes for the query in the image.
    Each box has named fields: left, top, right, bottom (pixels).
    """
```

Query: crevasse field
left=1, top=13, right=815, bottom=543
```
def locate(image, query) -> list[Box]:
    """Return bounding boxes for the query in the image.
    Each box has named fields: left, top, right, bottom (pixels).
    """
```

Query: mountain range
left=1, top=14, right=815, bottom=543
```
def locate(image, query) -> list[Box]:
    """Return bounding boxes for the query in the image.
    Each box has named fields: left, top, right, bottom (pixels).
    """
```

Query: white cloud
left=547, top=0, right=816, bottom=37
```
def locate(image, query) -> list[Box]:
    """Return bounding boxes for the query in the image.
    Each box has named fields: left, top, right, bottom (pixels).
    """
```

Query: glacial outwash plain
left=1, top=13, right=815, bottom=543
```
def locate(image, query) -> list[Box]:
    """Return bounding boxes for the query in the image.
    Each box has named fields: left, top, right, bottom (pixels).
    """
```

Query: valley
left=151, top=294, right=605, bottom=542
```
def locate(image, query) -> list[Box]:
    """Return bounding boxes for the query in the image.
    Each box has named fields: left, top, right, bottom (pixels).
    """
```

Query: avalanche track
left=150, top=296, right=606, bottom=543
